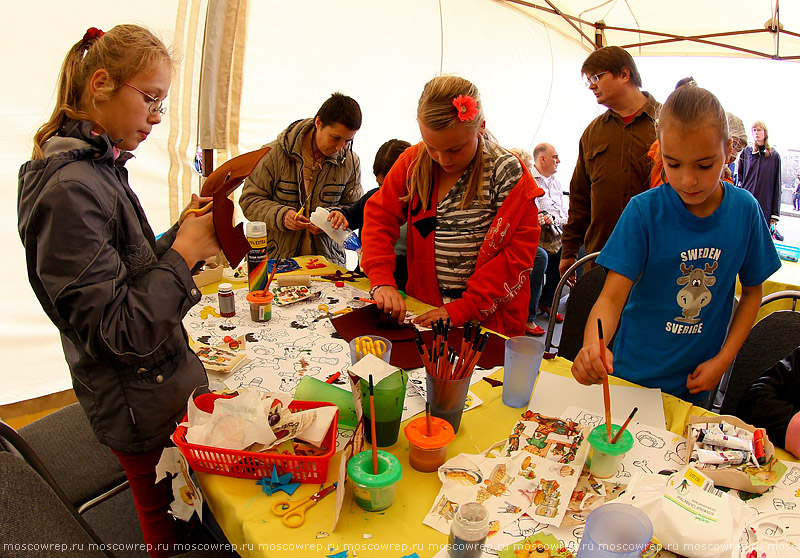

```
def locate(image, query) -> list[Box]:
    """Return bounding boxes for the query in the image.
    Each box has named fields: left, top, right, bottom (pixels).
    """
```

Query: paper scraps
left=257, top=465, right=300, bottom=496
left=194, top=342, right=247, bottom=373
left=155, top=447, right=203, bottom=522
left=497, top=531, right=574, bottom=557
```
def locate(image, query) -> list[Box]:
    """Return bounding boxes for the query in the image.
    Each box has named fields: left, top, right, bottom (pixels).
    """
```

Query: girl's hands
left=372, top=285, right=406, bottom=324
left=413, top=307, right=450, bottom=328
left=571, top=343, right=614, bottom=386
left=173, top=197, right=220, bottom=269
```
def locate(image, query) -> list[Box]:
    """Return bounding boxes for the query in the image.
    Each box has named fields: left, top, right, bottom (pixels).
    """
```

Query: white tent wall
left=0, top=1, right=596, bottom=406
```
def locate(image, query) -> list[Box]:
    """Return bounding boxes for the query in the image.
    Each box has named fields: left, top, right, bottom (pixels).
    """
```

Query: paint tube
left=694, top=449, right=749, bottom=466
left=696, top=429, right=751, bottom=452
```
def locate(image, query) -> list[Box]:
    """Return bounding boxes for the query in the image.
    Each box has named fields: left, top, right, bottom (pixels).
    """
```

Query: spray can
left=218, top=283, right=236, bottom=317
left=246, top=221, right=268, bottom=292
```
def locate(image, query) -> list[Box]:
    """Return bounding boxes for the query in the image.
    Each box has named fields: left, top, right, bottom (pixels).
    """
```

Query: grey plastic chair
left=717, top=291, right=800, bottom=416
left=543, top=252, right=604, bottom=361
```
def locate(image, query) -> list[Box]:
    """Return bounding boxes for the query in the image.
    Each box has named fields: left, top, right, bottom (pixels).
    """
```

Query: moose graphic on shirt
left=674, top=261, right=718, bottom=324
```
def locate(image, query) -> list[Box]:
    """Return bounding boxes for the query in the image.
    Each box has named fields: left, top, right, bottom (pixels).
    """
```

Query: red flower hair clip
left=82, top=27, right=105, bottom=47
left=452, top=94, right=478, bottom=122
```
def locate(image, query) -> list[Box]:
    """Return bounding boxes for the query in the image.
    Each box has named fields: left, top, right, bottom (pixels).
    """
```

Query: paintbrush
left=597, top=318, right=612, bottom=443
left=425, top=402, right=432, bottom=437
left=265, top=256, right=281, bottom=289
left=611, top=407, right=638, bottom=444
left=369, top=374, right=378, bottom=474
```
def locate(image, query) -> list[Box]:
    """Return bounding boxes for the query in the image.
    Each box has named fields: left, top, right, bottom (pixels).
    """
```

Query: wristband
left=369, top=285, right=391, bottom=298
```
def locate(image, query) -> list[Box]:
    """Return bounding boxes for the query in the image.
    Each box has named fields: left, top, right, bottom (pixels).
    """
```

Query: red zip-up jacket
left=361, top=144, right=543, bottom=337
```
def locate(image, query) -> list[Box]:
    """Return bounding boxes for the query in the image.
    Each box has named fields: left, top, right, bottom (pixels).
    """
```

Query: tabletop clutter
left=179, top=251, right=800, bottom=558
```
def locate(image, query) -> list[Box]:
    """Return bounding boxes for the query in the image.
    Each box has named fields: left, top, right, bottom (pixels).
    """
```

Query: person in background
left=509, top=147, right=548, bottom=337
left=738, top=120, right=782, bottom=229
left=560, top=46, right=659, bottom=284
left=239, top=93, right=363, bottom=266
left=530, top=143, right=567, bottom=322
left=329, top=139, right=411, bottom=290
left=362, top=75, right=543, bottom=336
left=571, top=84, right=780, bottom=402
left=737, top=346, right=800, bottom=459
left=794, top=175, right=800, bottom=211
left=726, top=113, right=748, bottom=185
left=17, top=25, right=221, bottom=557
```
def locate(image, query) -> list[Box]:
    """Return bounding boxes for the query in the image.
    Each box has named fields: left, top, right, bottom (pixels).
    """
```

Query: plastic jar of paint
left=404, top=416, right=455, bottom=473
left=587, top=424, right=634, bottom=479
left=246, top=290, right=273, bottom=322
left=218, top=283, right=235, bottom=317
left=448, top=501, right=489, bottom=558
left=346, top=450, right=402, bottom=512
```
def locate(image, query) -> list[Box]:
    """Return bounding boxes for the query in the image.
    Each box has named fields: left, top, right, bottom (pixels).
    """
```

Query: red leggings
left=111, top=447, right=183, bottom=558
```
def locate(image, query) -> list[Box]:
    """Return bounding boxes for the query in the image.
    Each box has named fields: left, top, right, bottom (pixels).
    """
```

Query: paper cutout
left=257, top=466, right=300, bottom=496
left=155, top=447, right=203, bottom=522
left=497, top=532, right=575, bottom=557
left=200, top=147, right=271, bottom=267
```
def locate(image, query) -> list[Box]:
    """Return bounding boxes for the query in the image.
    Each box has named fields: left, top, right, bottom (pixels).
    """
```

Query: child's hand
left=179, top=194, right=213, bottom=225
left=284, top=209, right=309, bottom=231
left=328, top=210, right=348, bottom=230
left=414, top=307, right=449, bottom=329
left=372, top=285, right=406, bottom=324
left=571, top=343, right=614, bottom=386
left=173, top=211, right=220, bottom=268
left=687, top=356, right=727, bottom=394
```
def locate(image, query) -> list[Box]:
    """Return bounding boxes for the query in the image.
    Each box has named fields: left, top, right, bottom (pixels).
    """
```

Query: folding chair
left=543, top=252, right=604, bottom=361
left=717, top=291, right=800, bottom=416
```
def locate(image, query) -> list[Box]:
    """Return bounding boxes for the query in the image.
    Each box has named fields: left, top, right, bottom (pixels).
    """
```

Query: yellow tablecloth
left=195, top=356, right=760, bottom=558
left=194, top=256, right=794, bottom=557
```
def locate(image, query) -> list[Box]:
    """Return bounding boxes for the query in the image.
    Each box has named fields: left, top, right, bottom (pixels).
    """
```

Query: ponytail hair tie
left=81, top=27, right=105, bottom=47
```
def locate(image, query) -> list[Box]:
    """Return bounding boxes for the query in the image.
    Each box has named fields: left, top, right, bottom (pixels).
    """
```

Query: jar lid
left=346, top=449, right=402, bottom=487
left=245, top=221, right=266, bottom=236
left=218, top=282, right=233, bottom=292
left=404, top=416, right=455, bottom=449
left=246, top=290, right=274, bottom=303
left=587, top=424, right=634, bottom=455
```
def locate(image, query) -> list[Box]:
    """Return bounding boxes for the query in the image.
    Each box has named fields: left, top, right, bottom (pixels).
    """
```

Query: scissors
left=271, top=483, right=337, bottom=528
left=315, top=304, right=353, bottom=321
left=357, top=336, right=387, bottom=358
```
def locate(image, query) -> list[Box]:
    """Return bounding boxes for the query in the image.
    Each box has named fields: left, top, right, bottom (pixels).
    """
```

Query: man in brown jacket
left=559, top=47, right=660, bottom=280
left=239, top=93, right=363, bottom=266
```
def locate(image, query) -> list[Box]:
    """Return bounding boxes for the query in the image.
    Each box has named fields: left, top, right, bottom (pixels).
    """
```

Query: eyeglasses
left=583, top=71, right=608, bottom=88
left=124, top=82, right=167, bottom=116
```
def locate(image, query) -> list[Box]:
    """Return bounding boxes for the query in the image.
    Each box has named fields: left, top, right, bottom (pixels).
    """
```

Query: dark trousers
left=539, top=248, right=562, bottom=310
left=111, top=447, right=183, bottom=558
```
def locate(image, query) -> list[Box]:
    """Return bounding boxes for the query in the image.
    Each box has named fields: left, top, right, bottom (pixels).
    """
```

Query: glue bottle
left=245, top=221, right=268, bottom=292
left=447, top=501, right=489, bottom=558
left=218, top=283, right=236, bottom=317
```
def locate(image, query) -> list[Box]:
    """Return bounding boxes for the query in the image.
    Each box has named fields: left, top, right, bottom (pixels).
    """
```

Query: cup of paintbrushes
left=425, top=372, right=471, bottom=434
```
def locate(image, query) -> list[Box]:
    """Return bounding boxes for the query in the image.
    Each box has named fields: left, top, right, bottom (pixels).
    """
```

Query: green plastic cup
left=587, top=424, right=634, bottom=478
left=346, top=450, right=403, bottom=511
left=294, top=376, right=357, bottom=428
left=359, top=369, right=407, bottom=447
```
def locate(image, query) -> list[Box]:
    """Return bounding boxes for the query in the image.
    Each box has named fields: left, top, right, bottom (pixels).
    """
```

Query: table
left=194, top=257, right=795, bottom=557
left=195, top=356, right=751, bottom=558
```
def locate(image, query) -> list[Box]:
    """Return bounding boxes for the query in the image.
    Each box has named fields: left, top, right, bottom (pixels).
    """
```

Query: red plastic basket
left=172, top=393, right=337, bottom=482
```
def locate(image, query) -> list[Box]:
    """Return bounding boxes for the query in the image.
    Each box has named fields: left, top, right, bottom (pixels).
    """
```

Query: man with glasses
left=559, top=46, right=660, bottom=281
left=240, top=92, right=363, bottom=267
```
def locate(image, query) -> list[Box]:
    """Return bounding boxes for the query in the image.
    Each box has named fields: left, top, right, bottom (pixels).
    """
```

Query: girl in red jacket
left=361, top=75, right=543, bottom=336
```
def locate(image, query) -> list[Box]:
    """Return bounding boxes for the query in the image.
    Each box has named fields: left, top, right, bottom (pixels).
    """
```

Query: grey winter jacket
left=17, top=120, right=208, bottom=453
left=238, top=118, right=363, bottom=266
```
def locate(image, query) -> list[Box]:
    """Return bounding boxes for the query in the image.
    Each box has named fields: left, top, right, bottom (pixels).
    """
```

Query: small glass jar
left=448, top=502, right=489, bottom=558
left=218, top=282, right=236, bottom=317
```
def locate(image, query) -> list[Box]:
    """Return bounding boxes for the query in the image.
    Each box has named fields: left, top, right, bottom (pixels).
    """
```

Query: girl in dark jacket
left=17, top=25, right=219, bottom=557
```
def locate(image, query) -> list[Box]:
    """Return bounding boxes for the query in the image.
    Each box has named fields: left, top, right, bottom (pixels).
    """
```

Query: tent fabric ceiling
left=502, top=0, right=800, bottom=60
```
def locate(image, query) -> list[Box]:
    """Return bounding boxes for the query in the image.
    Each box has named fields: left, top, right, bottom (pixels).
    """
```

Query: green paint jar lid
left=588, top=424, right=634, bottom=456
left=346, top=450, right=402, bottom=488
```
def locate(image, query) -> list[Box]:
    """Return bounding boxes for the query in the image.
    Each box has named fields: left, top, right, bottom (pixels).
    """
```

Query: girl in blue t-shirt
left=572, top=84, right=780, bottom=401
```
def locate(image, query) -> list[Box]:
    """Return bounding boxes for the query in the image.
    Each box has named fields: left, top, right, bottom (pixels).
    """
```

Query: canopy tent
left=503, top=0, right=800, bottom=60
left=1, top=0, right=796, bottom=407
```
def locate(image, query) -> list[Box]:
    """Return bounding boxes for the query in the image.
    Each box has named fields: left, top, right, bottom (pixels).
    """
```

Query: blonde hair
left=405, top=75, right=493, bottom=210
left=32, top=24, right=172, bottom=159
left=751, top=120, right=773, bottom=156
left=508, top=148, right=533, bottom=171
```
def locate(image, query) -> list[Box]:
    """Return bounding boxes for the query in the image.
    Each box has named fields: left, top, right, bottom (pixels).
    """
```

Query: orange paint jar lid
left=404, top=416, right=455, bottom=449
left=246, top=290, right=274, bottom=304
